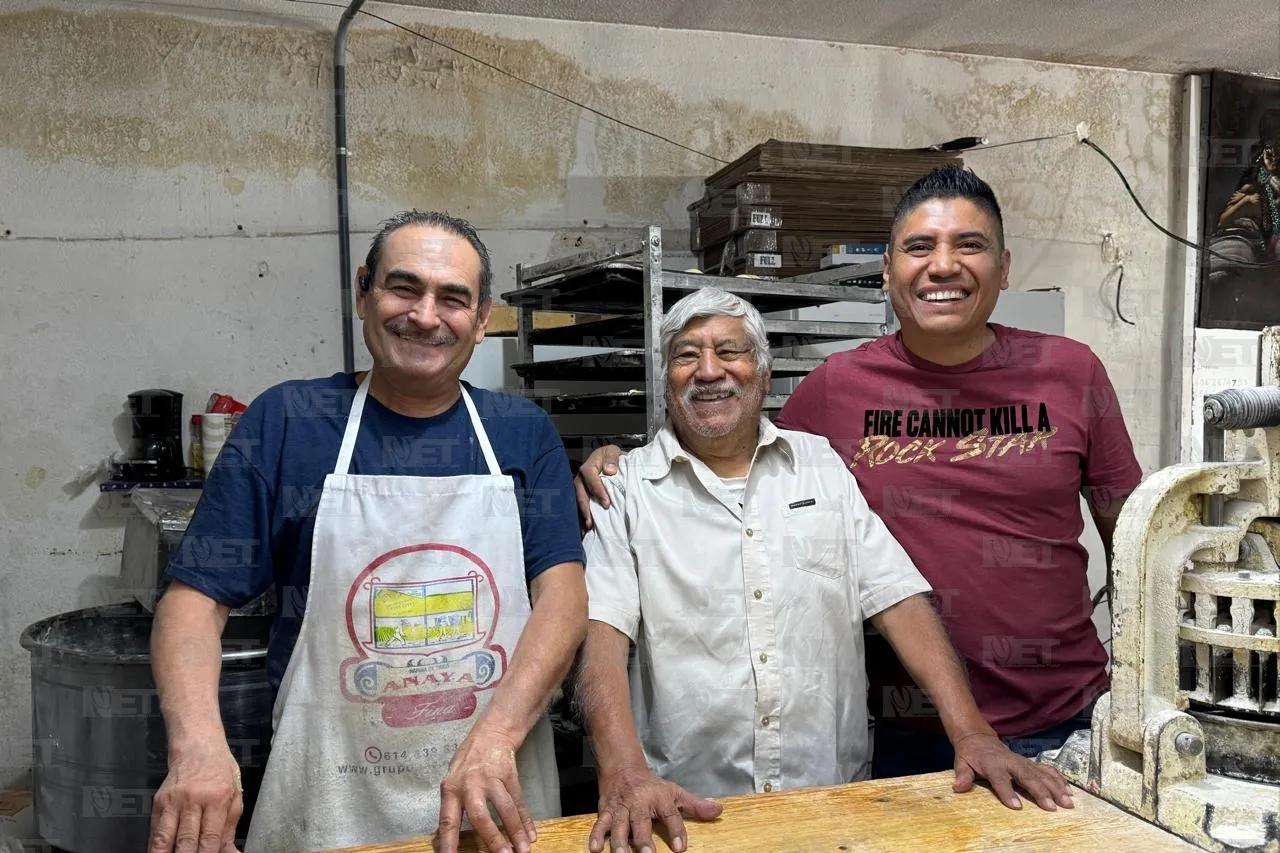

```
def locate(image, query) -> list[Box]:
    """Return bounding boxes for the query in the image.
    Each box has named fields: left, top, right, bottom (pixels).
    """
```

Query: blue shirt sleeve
left=516, top=411, right=586, bottom=582
left=164, top=426, right=275, bottom=609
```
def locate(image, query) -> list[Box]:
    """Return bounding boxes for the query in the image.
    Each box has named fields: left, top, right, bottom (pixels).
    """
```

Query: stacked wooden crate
left=690, top=140, right=962, bottom=279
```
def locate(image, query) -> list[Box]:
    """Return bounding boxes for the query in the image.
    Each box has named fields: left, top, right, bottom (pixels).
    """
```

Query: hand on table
left=148, top=741, right=243, bottom=853
left=574, top=444, right=625, bottom=531
left=436, top=724, right=534, bottom=853
left=952, top=733, right=1075, bottom=812
left=589, top=764, right=723, bottom=853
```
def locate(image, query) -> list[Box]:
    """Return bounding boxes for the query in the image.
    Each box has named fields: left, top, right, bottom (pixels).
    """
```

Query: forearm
left=576, top=620, right=647, bottom=776
left=478, top=562, right=587, bottom=744
left=1096, top=513, right=1119, bottom=566
left=151, top=581, right=232, bottom=755
left=1086, top=487, right=1130, bottom=563
left=870, top=594, right=994, bottom=744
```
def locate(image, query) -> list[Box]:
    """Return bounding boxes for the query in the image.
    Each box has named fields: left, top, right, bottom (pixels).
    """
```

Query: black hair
left=889, top=164, right=1005, bottom=250
left=1260, top=109, right=1280, bottom=148
left=359, top=210, right=493, bottom=304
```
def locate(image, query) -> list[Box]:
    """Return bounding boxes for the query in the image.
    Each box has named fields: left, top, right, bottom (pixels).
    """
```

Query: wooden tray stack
left=690, top=140, right=962, bottom=278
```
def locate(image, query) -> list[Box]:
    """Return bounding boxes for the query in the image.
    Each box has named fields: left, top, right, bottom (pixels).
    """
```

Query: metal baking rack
left=503, top=226, right=894, bottom=455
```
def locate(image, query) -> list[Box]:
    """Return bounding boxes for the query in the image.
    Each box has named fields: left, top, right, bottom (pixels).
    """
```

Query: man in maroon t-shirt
left=576, top=165, right=1142, bottom=779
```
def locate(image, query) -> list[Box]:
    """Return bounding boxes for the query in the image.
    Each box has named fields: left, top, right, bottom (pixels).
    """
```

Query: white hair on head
left=659, top=286, right=773, bottom=376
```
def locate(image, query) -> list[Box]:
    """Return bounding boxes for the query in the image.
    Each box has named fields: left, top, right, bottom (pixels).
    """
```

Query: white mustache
left=684, top=381, right=740, bottom=404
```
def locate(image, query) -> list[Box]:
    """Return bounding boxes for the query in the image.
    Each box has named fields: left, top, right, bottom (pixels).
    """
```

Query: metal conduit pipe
left=334, top=0, right=366, bottom=373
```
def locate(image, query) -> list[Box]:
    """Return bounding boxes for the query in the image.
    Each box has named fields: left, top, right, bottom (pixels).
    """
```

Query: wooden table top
left=327, top=771, right=1202, bottom=852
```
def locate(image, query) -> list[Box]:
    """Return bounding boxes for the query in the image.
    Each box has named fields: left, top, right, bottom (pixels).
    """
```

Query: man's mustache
left=386, top=320, right=457, bottom=345
left=683, top=381, right=741, bottom=404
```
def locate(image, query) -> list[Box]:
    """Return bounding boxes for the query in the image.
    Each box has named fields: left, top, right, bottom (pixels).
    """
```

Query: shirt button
left=764, top=782, right=774, bottom=793
left=753, top=589, right=763, bottom=600
left=746, top=528, right=754, bottom=537
left=761, top=715, right=770, bottom=726
left=759, top=653, right=768, bottom=663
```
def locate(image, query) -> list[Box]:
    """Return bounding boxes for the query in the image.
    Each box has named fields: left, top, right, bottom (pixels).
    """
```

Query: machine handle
left=1203, top=386, right=1280, bottom=431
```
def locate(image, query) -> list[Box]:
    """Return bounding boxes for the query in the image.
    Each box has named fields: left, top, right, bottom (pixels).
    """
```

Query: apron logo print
left=339, top=543, right=508, bottom=729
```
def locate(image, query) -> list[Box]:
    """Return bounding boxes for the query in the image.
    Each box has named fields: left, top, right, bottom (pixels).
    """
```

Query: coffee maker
left=121, top=389, right=186, bottom=482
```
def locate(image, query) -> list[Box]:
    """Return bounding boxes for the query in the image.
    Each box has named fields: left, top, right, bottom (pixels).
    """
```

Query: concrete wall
left=0, top=0, right=1180, bottom=788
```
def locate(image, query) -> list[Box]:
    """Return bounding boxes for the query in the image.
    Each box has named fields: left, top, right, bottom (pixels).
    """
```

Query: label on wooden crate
left=749, top=253, right=783, bottom=269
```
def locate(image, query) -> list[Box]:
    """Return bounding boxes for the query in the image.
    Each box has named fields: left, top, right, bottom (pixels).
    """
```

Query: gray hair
left=659, top=287, right=773, bottom=376
left=360, top=209, right=493, bottom=304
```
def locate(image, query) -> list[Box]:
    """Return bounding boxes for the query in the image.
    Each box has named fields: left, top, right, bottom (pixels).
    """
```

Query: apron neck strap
left=333, top=375, right=370, bottom=475
left=458, top=384, right=502, bottom=476
left=334, top=374, right=502, bottom=477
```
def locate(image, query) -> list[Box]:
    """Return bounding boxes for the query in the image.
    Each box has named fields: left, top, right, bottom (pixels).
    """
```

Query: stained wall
left=0, top=0, right=1181, bottom=788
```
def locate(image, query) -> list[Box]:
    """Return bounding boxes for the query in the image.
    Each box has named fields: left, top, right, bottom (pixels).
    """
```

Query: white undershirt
left=719, top=475, right=748, bottom=507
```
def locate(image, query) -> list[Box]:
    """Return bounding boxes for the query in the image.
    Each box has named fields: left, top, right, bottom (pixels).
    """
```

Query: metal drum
left=19, top=602, right=272, bottom=853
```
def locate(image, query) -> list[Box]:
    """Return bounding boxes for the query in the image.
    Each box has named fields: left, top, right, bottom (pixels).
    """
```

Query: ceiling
left=386, top=0, right=1280, bottom=78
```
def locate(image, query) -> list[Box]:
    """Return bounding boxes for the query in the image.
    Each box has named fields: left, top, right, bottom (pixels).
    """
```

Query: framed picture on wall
left=1196, top=70, right=1280, bottom=330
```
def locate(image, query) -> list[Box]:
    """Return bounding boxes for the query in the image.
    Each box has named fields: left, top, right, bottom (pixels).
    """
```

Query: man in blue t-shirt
left=148, top=211, right=587, bottom=853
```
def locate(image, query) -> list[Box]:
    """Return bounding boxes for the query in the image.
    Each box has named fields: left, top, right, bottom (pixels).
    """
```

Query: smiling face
left=665, top=315, right=766, bottom=440
left=883, top=197, right=1011, bottom=343
left=355, top=224, right=490, bottom=387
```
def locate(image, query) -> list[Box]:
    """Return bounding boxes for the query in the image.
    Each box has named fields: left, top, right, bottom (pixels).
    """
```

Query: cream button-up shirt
left=583, top=418, right=932, bottom=798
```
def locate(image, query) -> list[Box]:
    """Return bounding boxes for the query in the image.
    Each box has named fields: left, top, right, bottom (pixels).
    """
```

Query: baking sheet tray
left=501, top=262, right=864, bottom=316
left=530, top=390, right=790, bottom=415
left=528, top=316, right=882, bottom=348
left=511, top=350, right=646, bottom=382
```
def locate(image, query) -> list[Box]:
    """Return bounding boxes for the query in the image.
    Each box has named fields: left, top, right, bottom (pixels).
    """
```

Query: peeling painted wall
left=0, top=0, right=1180, bottom=791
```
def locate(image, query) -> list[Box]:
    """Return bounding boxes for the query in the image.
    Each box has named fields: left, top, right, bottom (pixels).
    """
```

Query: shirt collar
left=641, top=416, right=796, bottom=481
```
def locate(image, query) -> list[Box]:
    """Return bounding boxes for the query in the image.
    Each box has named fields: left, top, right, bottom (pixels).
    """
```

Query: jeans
left=871, top=701, right=1096, bottom=779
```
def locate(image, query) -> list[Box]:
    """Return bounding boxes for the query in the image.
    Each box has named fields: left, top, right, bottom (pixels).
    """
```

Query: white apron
left=244, top=377, right=561, bottom=853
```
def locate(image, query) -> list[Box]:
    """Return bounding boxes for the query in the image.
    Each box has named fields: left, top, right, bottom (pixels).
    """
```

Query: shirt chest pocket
left=780, top=500, right=847, bottom=579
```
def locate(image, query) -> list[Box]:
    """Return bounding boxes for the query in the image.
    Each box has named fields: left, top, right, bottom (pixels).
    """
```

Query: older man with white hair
left=575, top=287, right=1072, bottom=853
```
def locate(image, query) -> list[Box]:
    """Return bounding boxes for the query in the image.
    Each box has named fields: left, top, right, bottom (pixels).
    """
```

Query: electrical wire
left=1082, top=136, right=1280, bottom=270
left=951, top=131, right=1280, bottom=274
left=959, top=130, right=1079, bottom=151
left=1112, top=264, right=1134, bottom=325
left=1092, top=581, right=1114, bottom=649
left=288, top=0, right=728, bottom=165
